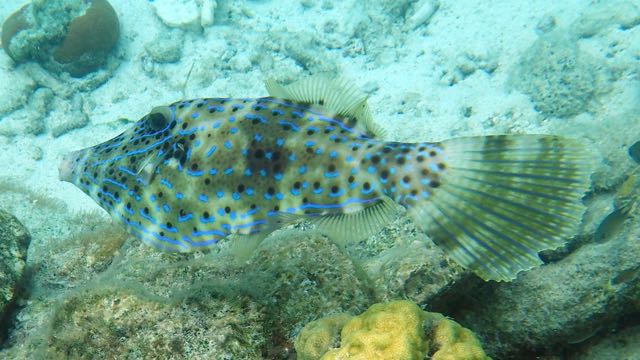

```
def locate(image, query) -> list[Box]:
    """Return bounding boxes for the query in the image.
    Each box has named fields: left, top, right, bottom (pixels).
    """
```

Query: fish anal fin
left=228, top=232, right=269, bottom=263
left=227, top=213, right=303, bottom=262
left=264, top=75, right=385, bottom=138
left=309, top=198, right=398, bottom=246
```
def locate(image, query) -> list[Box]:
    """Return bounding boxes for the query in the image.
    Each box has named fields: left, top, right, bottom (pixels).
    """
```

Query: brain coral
left=295, top=300, right=490, bottom=360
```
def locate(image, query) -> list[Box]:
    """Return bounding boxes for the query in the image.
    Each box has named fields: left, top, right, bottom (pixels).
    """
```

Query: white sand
left=0, top=0, right=638, bottom=224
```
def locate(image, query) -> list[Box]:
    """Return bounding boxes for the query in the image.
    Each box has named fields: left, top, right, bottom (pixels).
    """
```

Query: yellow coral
left=430, top=318, right=490, bottom=360
left=295, top=300, right=490, bottom=360
left=295, top=313, right=353, bottom=360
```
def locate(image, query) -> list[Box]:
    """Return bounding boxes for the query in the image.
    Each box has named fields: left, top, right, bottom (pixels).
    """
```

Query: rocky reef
left=0, top=210, right=30, bottom=342
left=2, top=0, right=120, bottom=77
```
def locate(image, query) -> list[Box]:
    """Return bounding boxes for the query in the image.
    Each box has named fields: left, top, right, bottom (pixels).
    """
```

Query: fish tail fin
left=389, top=135, right=591, bottom=281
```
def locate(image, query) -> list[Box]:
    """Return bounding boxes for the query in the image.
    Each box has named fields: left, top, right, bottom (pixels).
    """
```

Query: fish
left=59, top=76, right=591, bottom=281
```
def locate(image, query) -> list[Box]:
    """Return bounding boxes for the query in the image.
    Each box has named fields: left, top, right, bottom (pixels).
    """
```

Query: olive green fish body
left=60, top=97, right=446, bottom=251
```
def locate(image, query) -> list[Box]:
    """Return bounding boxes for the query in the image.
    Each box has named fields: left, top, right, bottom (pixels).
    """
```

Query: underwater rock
left=0, top=87, right=55, bottom=137
left=575, top=110, right=640, bottom=191
left=570, top=0, right=640, bottom=38
left=0, top=110, right=42, bottom=137
left=45, top=287, right=266, bottom=359
left=572, top=324, right=640, bottom=360
left=360, top=230, right=466, bottom=304
left=296, top=300, right=490, bottom=360
left=0, top=61, right=36, bottom=116
left=48, top=95, right=89, bottom=137
left=151, top=0, right=217, bottom=31
left=509, top=30, right=606, bottom=118
left=249, top=230, right=375, bottom=340
left=1, top=0, right=119, bottom=77
left=405, top=0, right=439, bottom=30
left=439, top=50, right=498, bottom=86
left=0, top=210, right=30, bottom=337
left=144, top=30, right=185, bottom=64
left=455, top=213, right=640, bottom=358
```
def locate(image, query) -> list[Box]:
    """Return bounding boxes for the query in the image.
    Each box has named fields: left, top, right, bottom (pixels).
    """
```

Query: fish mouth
left=59, top=150, right=83, bottom=183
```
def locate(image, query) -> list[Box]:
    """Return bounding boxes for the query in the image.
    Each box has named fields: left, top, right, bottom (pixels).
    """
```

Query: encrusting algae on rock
left=295, top=300, right=490, bottom=360
left=59, top=76, right=591, bottom=282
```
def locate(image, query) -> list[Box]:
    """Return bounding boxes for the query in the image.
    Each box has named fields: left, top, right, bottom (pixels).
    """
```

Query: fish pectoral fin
left=136, top=152, right=163, bottom=185
left=308, top=197, right=398, bottom=246
left=264, top=75, right=385, bottom=138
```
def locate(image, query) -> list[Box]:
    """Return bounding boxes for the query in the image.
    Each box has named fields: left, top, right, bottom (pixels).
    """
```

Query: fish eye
left=145, top=106, right=171, bottom=130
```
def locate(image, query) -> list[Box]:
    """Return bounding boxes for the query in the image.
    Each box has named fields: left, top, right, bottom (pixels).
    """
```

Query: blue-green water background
left=0, top=0, right=639, bottom=358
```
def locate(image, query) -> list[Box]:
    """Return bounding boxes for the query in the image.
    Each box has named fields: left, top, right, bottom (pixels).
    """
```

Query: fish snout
left=59, top=150, right=84, bottom=183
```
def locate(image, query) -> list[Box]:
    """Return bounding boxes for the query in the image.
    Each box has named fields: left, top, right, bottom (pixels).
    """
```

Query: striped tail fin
left=403, top=135, right=591, bottom=281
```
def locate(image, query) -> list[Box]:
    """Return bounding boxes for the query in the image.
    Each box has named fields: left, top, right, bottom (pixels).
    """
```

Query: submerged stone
left=1, top=0, right=120, bottom=77
left=0, top=210, right=30, bottom=343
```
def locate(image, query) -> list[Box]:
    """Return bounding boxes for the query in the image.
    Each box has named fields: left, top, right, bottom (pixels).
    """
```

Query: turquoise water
left=0, top=0, right=639, bottom=358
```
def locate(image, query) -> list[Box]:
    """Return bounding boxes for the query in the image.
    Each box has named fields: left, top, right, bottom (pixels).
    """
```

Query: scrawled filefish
left=59, top=77, right=591, bottom=281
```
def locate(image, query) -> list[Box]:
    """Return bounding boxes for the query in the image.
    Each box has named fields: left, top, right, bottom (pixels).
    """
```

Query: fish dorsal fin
left=308, top=197, right=398, bottom=245
left=265, top=76, right=385, bottom=138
